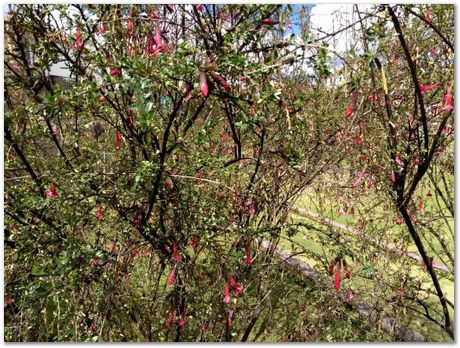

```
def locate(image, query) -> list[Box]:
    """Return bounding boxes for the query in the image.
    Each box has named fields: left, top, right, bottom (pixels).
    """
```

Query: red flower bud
left=96, top=206, right=102, bottom=223
left=167, top=267, right=175, bottom=286
left=262, top=18, right=279, bottom=25
left=425, top=8, right=431, bottom=25
left=334, top=264, right=341, bottom=290
left=199, top=70, right=209, bottom=97
left=115, top=131, right=122, bottom=151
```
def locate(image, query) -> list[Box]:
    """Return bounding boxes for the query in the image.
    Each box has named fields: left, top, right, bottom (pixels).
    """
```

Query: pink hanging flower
left=227, top=311, right=233, bottom=328
left=391, top=169, right=396, bottom=185
left=196, top=4, right=203, bottom=11
left=45, top=183, right=59, bottom=197
left=425, top=8, right=431, bottom=25
left=110, top=67, right=122, bottom=76
left=352, top=171, right=365, bottom=188
left=442, top=93, right=454, bottom=111
left=230, top=277, right=244, bottom=295
left=344, top=106, right=353, bottom=119
left=354, top=136, right=363, bottom=146
left=168, top=305, right=174, bottom=326
left=167, top=267, right=175, bottom=286
left=199, top=70, right=209, bottom=97
left=396, top=215, right=404, bottom=225
left=209, top=71, right=230, bottom=90
left=223, top=282, right=231, bottom=303
left=115, top=131, right=122, bottom=151
left=419, top=83, right=440, bottom=94
left=155, top=26, right=163, bottom=49
left=76, top=25, right=84, bottom=51
left=96, top=206, right=102, bottom=223
left=395, top=154, right=404, bottom=166
left=98, top=17, right=106, bottom=34
left=345, top=290, right=354, bottom=302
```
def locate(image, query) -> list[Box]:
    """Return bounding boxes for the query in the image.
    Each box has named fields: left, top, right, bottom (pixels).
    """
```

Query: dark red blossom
left=45, top=183, right=58, bottom=197
left=334, top=263, right=341, bottom=290
left=115, top=131, right=122, bottom=151
left=262, top=18, right=279, bottom=25
left=223, top=282, right=231, bottom=303
left=167, top=267, right=175, bottom=286
left=230, top=277, right=244, bottom=295
left=110, top=67, right=122, bottom=76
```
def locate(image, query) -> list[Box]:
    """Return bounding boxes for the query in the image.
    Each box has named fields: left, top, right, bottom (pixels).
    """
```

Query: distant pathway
left=292, top=207, right=452, bottom=275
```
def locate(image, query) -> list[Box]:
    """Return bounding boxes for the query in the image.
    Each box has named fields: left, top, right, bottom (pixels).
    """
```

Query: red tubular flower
left=110, top=67, right=122, bottom=76
left=395, top=154, right=403, bottom=166
left=76, top=25, right=84, bottom=51
left=45, top=183, right=58, bottom=197
left=127, top=19, right=133, bottom=32
left=442, top=93, right=454, bottom=111
left=172, top=240, right=181, bottom=261
left=391, top=169, right=396, bottom=185
left=223, top=282, right=231, bottom=303
left=168, top=305, right=174, bottom=326
left=345, top=290, right=354, bottom=302
left=425, top=8, right=431, bottom=25
left=155, top=26, right=163, bottom=48
left=354, top=136, right=363, bottom=146
left=334, top=263, right=341, bottom=290
left=328, top=259, right=336, bottom=276
left=209, top=71, right=230, bottom=90
left=96, top=206, right=102, bottom=223
left=227, top=311, right=233, bottom=328
left=178, top=304, right=187, bottom=327
left=196, top=4, right=203, bottom=11
left=98, top=17, right=106, bottom=34
left=262, top=18, right=279, bottom=25
left=115, top=131, right=122, bottom=151
left=343, top=259, right=350, bottom=279
left=344, top=105, right=353, bottom=119
left=189, top=235, right=201, bottom=252
left=245, top=239, right=252, bottom=265
left=418, top=197, right=423, bottom=211
left=419, top=83, right=440, bottom=94
left=230, top=277, right=244, bottom=295
left=167, top=267, right=175, bottom=286
left=199, top=70, right=209, bottom=97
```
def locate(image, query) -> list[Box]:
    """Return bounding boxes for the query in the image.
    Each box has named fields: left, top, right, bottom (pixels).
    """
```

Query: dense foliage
left=4, top=4, right=454, bottom=342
